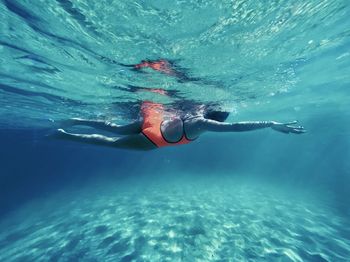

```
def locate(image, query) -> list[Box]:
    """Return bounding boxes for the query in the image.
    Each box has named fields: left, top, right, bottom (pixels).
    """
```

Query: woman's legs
left=55, top=129, right=155, bottom=151
left=63, top=118, right=142, bottom=135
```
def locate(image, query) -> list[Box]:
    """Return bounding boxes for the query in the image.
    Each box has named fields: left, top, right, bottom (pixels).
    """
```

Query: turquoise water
left=0, top=0, right=350, bottom=261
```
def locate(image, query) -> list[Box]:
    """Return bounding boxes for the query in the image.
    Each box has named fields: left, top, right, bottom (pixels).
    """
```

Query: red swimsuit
left=141, top=101, right=193, bottom=148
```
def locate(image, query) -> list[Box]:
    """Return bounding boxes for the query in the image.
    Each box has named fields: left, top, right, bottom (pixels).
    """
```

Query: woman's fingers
left=287, top=125, right=304, bottom=130
left=283, top=124, right=306, bottom=134
left=285, top=120, right=298, bottom=125
left=290, top=128, right=306, bottom=134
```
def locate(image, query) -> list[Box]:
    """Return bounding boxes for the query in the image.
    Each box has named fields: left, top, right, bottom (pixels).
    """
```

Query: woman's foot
left=60, top=118, right=85, bottom=128
left=56, top=128, right=70, bottom=138
left=46, top=128, right=68, bottom=140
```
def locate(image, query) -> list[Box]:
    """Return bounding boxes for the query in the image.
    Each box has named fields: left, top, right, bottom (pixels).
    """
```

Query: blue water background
left=0, top=0, right=350, bottom=261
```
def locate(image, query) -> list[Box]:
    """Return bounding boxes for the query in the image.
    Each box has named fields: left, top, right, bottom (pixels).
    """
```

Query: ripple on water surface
left=0, top=177, right=349, bottom=261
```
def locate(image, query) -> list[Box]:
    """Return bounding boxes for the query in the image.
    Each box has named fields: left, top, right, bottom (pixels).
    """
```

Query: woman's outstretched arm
left=199, top=119, right=305, bottom=134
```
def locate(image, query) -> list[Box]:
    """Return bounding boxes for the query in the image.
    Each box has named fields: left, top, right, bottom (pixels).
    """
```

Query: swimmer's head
left=177, top=102, right=231, bottom=122
left=204, top=110, right=230, bottom=122
left=202, top=104, right=230, bottom=122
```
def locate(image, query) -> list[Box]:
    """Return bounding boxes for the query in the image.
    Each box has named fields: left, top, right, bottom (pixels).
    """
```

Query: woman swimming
left=55, top=102, right=305, bottom=151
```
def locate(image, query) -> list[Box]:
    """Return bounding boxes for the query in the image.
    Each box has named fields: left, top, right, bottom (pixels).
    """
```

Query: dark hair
left=204, top=110, right=230, bottom=122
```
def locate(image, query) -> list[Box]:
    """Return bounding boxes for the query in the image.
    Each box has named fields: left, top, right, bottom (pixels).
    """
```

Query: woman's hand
left=271, top=121, right=306, bottom=134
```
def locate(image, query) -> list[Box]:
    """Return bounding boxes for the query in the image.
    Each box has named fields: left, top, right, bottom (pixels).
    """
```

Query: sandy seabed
left=0, top=175, right=349, bottom=262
